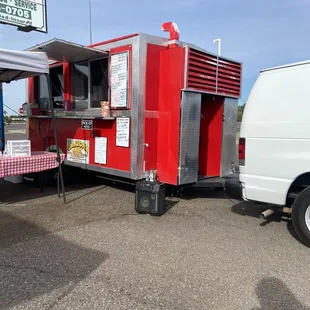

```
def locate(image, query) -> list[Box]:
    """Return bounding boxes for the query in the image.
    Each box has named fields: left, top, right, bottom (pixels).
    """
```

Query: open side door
left=27, top=38, right=108, bottom=63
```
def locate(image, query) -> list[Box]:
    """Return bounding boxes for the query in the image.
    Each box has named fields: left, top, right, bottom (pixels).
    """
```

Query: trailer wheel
left=291, top=187, right=310, bottom=247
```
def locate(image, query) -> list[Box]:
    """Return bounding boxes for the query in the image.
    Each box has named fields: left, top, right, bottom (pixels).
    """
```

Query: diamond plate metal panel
left=221, top=97, right=238, bottom=177
left=129, top=36, right=140, bottom=179
left=136, top=35, right=147, bottom=179
left=178, top=92, right=202, bottom=185
left=130, top=35, right=147, bottom=180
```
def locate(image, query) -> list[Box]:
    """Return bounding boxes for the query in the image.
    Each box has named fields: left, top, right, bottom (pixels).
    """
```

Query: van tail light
left=239, top=138, right=246, bottom=166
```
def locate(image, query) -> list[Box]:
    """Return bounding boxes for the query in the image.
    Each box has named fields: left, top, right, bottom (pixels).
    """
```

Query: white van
left=226, top=60, right=310, bottom=247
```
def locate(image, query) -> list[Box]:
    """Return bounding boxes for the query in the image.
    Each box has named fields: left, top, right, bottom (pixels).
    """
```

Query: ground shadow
left=65, top=185, right=108, bottom=204
left=0, top=210, right=107, bottom=309
left=0, top=181, right=59, bottom=204
left=96, top=178, right=135, bottom=194
left=231, top=201, right=268, bottom=218
left=0, top=167, right=106, bottom=205
left=231, top=201, right=287, bottom=225
left=231, top=201, right=307, bottom=246
left=168, top=186, right=227, bottom=201
left=0, top=182, right=99, bottom=206
left=164, top=197, right=180, bottom=212
left=253, top=277, right=309, bottom=310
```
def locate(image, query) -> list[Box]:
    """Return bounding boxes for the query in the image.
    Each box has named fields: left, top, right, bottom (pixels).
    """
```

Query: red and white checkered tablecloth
left=0, top=151, right=66, bottom=178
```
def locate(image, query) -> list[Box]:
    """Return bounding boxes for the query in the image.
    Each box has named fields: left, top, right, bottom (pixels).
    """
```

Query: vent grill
left=186, top=48, right=242, bottom=98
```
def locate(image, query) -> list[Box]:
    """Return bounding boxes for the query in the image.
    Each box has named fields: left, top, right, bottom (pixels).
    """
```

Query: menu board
left=110, top=52, right=129, bottom=108
left=116, top=117, right=130, bottom=147
left=95, top=137, right=107, bottom=165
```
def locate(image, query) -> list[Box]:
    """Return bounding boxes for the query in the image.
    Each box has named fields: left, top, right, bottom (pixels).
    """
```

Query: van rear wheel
left=292, top=188, right=310, bottom=247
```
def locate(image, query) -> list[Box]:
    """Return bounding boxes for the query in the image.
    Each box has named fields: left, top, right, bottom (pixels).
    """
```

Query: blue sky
left=1, top=0, right=310, bottom=113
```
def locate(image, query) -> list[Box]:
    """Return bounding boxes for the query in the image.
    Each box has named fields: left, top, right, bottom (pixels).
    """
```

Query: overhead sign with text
left=0, top=0, right=47, bottom=33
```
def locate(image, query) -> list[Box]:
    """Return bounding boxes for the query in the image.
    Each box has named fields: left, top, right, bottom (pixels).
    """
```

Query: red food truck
left=25, top=22, right=242, bottom=213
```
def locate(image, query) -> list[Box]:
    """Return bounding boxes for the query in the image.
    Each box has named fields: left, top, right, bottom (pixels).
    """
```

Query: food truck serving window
left=90, top=58, right=108, bottom=108
left=38, top=65, right=64, bottom=110
left=72, top=57, right=109, bottom=109
left=72, top=62, right=89, bottom=110
left=28, top=38, right=109, bottom=111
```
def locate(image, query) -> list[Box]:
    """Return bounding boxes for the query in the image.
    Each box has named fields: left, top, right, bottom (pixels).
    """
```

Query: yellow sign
left=67, top=139, right=89, bottom=164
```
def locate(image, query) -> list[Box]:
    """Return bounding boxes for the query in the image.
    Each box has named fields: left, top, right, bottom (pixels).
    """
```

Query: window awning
left=27, top=38, right=108, bottom=63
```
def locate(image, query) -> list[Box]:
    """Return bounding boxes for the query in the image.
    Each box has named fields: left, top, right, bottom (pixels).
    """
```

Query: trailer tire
left=291, top=187, right=310, bottom=248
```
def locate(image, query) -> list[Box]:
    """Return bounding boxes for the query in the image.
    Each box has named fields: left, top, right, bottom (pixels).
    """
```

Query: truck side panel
left=144, top=43, right=166, bottom=172
left=28, top=118, right=131, bottom=172
left=157, top=47, right=185, bottom=185
left=240, top=63, right=310, bottom=205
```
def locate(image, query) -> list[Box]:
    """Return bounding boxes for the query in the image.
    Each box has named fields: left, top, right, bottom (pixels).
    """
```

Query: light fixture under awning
left=27, top=38, right=108, bottom=63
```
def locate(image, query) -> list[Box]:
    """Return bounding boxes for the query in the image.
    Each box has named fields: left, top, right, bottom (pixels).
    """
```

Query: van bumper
left=225, top=174, right=243, bottom=201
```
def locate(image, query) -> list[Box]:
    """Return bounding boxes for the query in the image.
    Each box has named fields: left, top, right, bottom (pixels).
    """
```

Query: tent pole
left=0, top=82, right=4, bottom=154
left=45, top=73, right=66, bottom=204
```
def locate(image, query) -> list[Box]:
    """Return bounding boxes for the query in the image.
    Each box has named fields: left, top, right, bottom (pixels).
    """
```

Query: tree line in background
left=238, top=104, right=245, bottom=122
left=3, top=111, right=25, bottom=124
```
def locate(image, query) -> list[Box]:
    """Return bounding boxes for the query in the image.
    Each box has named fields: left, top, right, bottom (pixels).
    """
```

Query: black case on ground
left=135, top=181, right=166, bottom=216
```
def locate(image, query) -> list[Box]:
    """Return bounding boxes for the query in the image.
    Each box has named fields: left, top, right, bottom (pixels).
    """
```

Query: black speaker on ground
left=135, top=181, right=166, bottom=216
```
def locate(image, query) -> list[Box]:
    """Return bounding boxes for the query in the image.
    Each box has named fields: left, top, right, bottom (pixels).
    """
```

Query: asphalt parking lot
left=4, top=122, right=27, bottom=141
left=1, top=179, right=310, bottom=310
left=1, top=124, right=310, bottom=310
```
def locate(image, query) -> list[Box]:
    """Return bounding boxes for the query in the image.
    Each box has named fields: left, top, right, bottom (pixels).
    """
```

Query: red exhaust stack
left=161, top=22, right=180, bottom=48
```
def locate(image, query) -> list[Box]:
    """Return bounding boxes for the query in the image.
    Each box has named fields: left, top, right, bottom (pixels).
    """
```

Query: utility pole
left=89, top=0, right=93, bottom=45
left=0, top=83, right=4, bottom=153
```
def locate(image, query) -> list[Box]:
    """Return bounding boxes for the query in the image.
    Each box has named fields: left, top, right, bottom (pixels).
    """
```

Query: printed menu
left=95, top=137, right=107, bottom=165
left=110, top=52, right=128, bottom=108
left=116, top=117, right=130, bottom=147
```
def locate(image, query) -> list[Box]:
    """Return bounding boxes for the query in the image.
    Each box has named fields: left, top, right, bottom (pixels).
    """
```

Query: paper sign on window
left=116, top=117, right=130, bottom=147
left=110, top=52, right=128, bottom=108
left=95, top=137, right=107, bottom=165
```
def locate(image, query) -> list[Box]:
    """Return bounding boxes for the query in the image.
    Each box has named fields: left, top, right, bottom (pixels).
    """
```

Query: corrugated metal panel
left=186, top=48, right=242, bottom=98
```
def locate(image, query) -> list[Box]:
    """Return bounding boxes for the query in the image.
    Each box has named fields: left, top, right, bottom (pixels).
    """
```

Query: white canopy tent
left=0, top=48, right=49, bottom=83
left=0, top=47, right=66, bottom=203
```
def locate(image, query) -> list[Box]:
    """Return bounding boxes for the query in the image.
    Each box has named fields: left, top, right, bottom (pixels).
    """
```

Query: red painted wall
left=63, top=62, right=72, bottom=110
left=144, top=44, right=167, bottom=172
left=28, top=77, right=36, bottom=104
left=29, top=118, right=131, bottom=172
left=157, top=46, right=185, bottom=185
left=199, top=95, right=223, bottom=177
